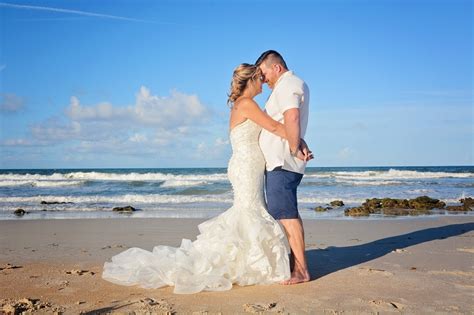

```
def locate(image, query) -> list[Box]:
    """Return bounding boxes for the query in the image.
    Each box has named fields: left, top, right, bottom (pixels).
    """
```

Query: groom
left=256, top=50, right=311, bottom=285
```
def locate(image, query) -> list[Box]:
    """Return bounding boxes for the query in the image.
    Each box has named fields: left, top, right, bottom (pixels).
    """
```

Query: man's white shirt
left=259, top=71, right=310, bottom=174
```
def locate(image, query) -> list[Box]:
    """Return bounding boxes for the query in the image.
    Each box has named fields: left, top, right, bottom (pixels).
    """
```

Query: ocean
left=0, top=166, right=473, bottom=220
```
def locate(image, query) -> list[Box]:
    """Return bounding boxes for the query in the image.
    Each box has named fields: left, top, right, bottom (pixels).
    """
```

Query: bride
left=102, top=63, right=310, bottom=294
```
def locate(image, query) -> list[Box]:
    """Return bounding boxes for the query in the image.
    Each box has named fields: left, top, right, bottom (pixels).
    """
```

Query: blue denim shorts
left=265, top=167, right=304, bottom=220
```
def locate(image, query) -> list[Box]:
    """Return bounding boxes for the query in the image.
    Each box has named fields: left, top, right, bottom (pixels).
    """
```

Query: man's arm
left=283, top=108, right=300, bottom=156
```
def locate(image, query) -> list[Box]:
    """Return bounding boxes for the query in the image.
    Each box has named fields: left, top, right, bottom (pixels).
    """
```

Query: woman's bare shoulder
left=234, top=97, right=257, bottom=110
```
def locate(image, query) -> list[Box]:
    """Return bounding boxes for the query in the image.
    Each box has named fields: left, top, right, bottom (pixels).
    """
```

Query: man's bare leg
left=289, top=249, right=295, bottom=272
left=279, top=217, right=310, bottom=284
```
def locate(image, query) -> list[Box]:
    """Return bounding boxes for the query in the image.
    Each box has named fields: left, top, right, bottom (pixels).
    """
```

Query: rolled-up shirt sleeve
left=276, top=80, right=304, bottom=113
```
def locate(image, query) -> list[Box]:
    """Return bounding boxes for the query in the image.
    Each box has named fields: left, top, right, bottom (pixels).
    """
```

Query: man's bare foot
left=280, top=270, right=310, bottom=285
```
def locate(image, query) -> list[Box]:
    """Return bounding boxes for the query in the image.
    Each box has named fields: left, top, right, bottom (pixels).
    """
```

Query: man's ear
left=274, top=64, right=282, bottom=73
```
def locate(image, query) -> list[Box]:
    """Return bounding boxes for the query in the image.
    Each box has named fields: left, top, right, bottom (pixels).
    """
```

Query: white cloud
left=196, top=142, right=206, bottom=152
left=21, top=87, right=212, bottom=153
left=1, top=138, right=34, bottom=146
left=1, top=86, right=224, bottom=165
left=177, top=127, right=189, bottom=133
left=215, top=137, right=229, bottom=146
left=72, top=138, right=125, bottom=154
left=0, top=93, right=25, bottom=113
left=152, top=128, right=175, bottom=146
left=67, top=97, right=127, bottom=121
left=30, top=119, right=81, bottom=141
left=70, top=132, right=181, bottom=158
left=134, top=87, right=208, bottom=127
left=66, top=86, right=209, bottom=128
left=129, top=133, right=147, bottom=143
left=193, top=137, right=231, bottom=160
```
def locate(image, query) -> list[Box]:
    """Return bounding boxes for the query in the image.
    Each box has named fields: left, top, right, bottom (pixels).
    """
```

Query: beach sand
left=1, top=216, right=473, bottom=314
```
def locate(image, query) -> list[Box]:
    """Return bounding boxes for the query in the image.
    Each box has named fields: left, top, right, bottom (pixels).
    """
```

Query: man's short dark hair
left=255, top=50, right=288, bottom=69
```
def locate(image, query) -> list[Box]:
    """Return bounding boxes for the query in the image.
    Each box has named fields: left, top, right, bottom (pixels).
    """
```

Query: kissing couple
left=103, top=50, right=313, bottom=294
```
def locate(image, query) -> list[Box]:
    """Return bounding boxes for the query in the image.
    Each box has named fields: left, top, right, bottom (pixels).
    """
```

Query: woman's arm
left=238, top=98, right=313, bottom=161
left=238, top=98, right=287, bottom=139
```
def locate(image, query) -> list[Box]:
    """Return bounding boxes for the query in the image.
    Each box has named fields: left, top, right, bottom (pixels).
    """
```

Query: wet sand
left=1, top=216, right=473, bottom=314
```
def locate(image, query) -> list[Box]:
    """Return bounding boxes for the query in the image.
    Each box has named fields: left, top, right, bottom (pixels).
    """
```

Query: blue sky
left=0, top=0, right=472, bottom=169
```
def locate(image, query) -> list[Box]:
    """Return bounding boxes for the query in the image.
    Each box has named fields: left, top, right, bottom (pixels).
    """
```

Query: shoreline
left=1, top=216, right=473, bottom=313
left=2, top=208, right=473, bottom=221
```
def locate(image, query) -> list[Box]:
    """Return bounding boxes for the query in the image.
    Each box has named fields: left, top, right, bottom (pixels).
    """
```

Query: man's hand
left=295, top=138, right=314, bottom=161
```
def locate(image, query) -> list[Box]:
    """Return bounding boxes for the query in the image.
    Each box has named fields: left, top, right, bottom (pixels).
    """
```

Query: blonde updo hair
left=227, top=63, right=261, bottom=107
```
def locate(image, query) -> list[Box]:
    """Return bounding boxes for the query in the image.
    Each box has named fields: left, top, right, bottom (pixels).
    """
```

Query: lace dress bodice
left=228, top=119, right=266, bottom=210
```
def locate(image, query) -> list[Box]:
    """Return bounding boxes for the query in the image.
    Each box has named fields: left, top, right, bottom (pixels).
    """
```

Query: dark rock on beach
left=445, top=198, right=474, bottom=211
left=344, top=196, right=447, bottom=217
left=314, top=206, right=332, bottom=212
left=14, top=208, right=27, bottom=216
left=113, top=206, right=136, bottom=212
left=314, top=200, right=345, bottom=212
left=344, top=206, right=373, bottom=217
left=330, top=200, right=344, bottom=207
left=445, top=205, right=466, bottom=211
left=381, top=198, right=409, bottom=209
left=408, top=196, right=445, bottom=210
left=460, top=197, right=474, bottom=210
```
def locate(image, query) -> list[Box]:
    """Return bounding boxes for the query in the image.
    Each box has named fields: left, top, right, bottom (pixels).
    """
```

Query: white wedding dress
left=102, top=119, right=290, bottom=294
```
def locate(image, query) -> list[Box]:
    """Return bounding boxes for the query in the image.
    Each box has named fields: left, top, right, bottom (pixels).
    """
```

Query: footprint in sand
left=0, top=298, right=64, bottom=314
left=242, top=302, right=283, bottom=313
left=136, top=298, right=174, bottom=314
left=101, top=244, right=127, bottom=250
left=0, top=263, right=22, bottom=271
left=65, top=269, right=95, bottom=276
left=358, top=267, right=393, bottom=276
left=94, top=298, right=174, bottom=315
left=322, top=309, right=343, bottom=315
left=369, top=299, right=404, bottom=311
left=456, top=248, right=474, bottom=254
left=444, top=305, right=461, bottom=312
left=57, top=280, right=69, bottom=289
left=45, top=279, right=70, bottom=289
